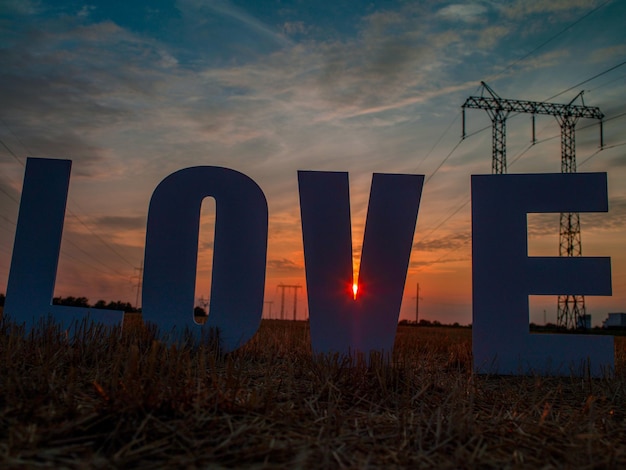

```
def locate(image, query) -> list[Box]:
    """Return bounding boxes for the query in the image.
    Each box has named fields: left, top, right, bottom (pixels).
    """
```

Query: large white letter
left=298, top=172, right=424, bottom=359
left=142, top=166, right=268, bottom=352
left=472, top=173, right=613, bottom=376
left=4, top=158, right=123, bottom=332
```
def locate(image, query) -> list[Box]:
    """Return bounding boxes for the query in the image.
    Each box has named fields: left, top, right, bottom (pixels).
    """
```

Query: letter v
left=298, top=171, right=424, bottom=359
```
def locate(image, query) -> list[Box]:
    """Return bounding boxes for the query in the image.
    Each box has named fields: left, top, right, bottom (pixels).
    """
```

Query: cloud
left=283, top=21, right=309, bottom=36
left=584, top=197, right=626, bottom=231
left=414, top=232, right=471, bottom=252
left=2, top=0, right=39, bottom=15
left=501, top=0, right=603, bottom=20
left=476, top=25, right=510, bottom=49
left=94, top=215, right=146, bottom=231
left=314, top=25, right=434, bottom=111
left=522, top=197, right=626, bottom=239
left=199, top=241, right=214, bottom=250
left=77, top=5, right=96, bottom=18
left=267, top=258, right=303, bottom=273
left=0, top=16, right=186, bottom=178
left=410, top=256, right=469, bottom=269
left=177, top=0, right=292, bottom=50
left=437, top=4, right=488, bottom=23
left=1, top=0, right=624, bottom=313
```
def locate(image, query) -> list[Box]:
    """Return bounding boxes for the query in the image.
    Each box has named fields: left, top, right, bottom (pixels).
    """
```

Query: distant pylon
left=462, top=82, right=509, bottom=174
left=463, top=83, right=603, bottom=329
left=134, top=259, right=143, bottom=309
left=277, top=284, right=302, bottom=320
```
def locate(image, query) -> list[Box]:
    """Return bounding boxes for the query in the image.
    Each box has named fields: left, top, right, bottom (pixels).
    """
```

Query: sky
left=1, top=0, right=625, bottom=326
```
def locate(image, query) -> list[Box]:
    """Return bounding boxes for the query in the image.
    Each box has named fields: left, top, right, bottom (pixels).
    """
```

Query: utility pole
left=462, top=82, right=603, bottom=329
left=280, top=285, right=285, bottom=320
left=292, top=286, right=301, bottom=321
left=415, top=282, right=420, bottom=324
left=277, top=284, right=302, bottom=320
left=134, top=259, right=143, bottom=309
left=264, top=301, right=274, bottom=319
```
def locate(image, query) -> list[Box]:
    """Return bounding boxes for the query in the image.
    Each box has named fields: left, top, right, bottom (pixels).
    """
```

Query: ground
left=1, top=318, right=625, bottom=468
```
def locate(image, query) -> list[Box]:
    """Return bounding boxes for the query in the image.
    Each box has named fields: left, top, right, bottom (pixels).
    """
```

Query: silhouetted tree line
left=52, top=296, right=140, bottom=313
left=398, top=319, right=467, bottom=328
left=0, top=293, right=138, bottom=312
left=1, top=293, right=208, bottom=316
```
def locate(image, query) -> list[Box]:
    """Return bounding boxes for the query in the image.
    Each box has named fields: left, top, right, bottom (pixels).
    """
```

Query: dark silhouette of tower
left=462, top=82, right=603, bottom=329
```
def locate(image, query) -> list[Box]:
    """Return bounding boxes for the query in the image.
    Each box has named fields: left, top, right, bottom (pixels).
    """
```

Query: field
left=1, top=316, right=625, bottom=469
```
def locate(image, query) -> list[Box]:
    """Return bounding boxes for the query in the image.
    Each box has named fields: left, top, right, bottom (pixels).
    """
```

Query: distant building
left=577, top=314, right=592, bottom=329
left=603, top=313, right=626, bottom=328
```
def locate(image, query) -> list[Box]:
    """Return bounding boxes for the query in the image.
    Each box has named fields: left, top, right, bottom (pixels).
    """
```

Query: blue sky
left=1, top=0, right=625, bottom=325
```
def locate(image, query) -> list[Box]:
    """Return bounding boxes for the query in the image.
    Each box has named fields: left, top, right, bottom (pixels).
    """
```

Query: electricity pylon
left=278, top=284, right=302, bottom=320
left=462, top=82, right=604, bottom=329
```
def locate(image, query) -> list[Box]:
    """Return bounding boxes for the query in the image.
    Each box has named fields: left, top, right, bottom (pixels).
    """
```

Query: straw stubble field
left=1, top=316, right=625, bottom=468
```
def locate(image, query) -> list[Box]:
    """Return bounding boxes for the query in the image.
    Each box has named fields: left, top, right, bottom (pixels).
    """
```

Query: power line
left=425, top=1, right=616, bottom=183
left=0, top=119, right=27, bottom=166
left=424, top=139, right=464, bottom=184
left=506, top=143, right=536, bottom=170
left=486, top=0, right=611, bottom=83
left=0, top=211, right=128, bottom=277
left=421, top=109, right=624, bottom=269
left=461, top=64, right=626, bottom=144
left=58, top=243, right=128, bottom=277
left=416, top=7, right=624, bottom=271
left=0, top=128, right=138, bottom=271
left=66, top=207, right=136, bottom=269
left=0, top=197, right=130, bottom=280
left=0, top=123, right=136, bottom=269
left=370, top=12, right=619, bottom=263
left=524, top=110, right=626, bottom=147
left=415, top=147, right=536, bottom=270
left=416, top=80, right=624, bottom=248
left=579, top=141, right=626, bottom=168
left=415, top=140, right=533, bottom=248
left=417, top=85, right=618, bottom=265
left=46, top=233, right=129, bottom=277
left=588, top=73, right=626, bottom=92
left=0, top=185, right=19, bottom=205
left=0, top=138, right=25, bottom=167
left=414, top=198, right=469, bottom=246
left=544, top=59, right=626, bottom=102
left=414, top=238, right=469, bottom=273
left=414, top=113, right=460, bottom=172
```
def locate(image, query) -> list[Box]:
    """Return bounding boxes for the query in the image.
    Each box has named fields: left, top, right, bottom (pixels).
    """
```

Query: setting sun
left=352, top=283, right=358, bottom=300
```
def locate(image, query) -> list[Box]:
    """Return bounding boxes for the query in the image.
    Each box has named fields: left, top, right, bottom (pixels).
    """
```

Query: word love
left=4, top=158, right=614, bottom=377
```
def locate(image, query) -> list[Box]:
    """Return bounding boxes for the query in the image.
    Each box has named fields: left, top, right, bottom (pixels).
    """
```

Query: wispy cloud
left=414, top=232, right=471, bottom=252
left=1, top=0, right=624, bottom=324
left=267, top=258, right=303, bottom=274
left=178, top=0, right=292, bottom=48
left=501, top=0, right=604, bottom=20
left=437, top=4, right=489, bottom=24
left=94, top=215, right=146, bottom=231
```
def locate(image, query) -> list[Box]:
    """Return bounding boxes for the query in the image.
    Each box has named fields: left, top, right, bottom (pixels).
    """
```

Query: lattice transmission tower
left=462, top=82, right=604, bottom=329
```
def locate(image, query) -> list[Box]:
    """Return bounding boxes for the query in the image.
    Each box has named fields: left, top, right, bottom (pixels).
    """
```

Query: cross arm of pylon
left=462, top=96, right=603, bottom=120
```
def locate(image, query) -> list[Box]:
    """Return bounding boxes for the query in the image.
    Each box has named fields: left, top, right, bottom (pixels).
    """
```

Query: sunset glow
left=0, top=1, right=625, bottom=327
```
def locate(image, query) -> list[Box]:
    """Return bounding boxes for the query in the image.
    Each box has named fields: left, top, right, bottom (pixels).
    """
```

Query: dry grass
left=1, top=316, right=625, bottom=469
